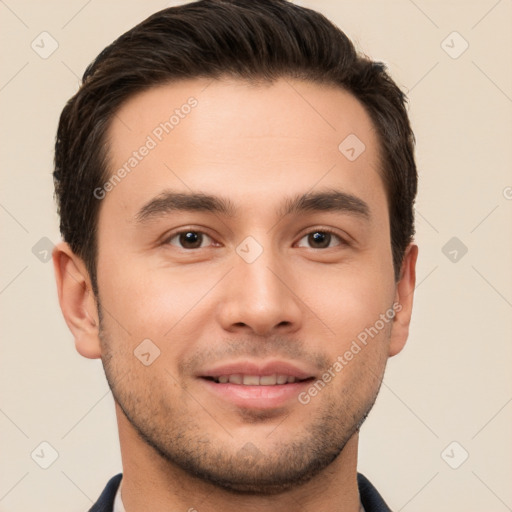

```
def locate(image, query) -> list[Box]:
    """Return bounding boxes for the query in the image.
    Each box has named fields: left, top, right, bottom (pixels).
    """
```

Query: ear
left=388, top=243, right=418, bottom=357
left=52, top=242, right=101, bottom=359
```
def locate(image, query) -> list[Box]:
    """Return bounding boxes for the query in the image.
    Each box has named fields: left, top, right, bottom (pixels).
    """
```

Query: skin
left=53, top=77, right=418, bottom=512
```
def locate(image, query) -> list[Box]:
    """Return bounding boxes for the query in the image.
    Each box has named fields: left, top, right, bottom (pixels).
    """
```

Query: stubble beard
left=98, top=310, right=385, bottom=495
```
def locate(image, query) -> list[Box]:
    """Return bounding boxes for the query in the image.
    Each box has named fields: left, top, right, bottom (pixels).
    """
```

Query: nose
left=216, top=243, right=303, bottom=337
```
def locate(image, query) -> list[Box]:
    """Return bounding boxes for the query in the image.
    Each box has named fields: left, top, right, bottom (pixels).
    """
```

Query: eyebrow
left=135, top=188, right=370, bottom=223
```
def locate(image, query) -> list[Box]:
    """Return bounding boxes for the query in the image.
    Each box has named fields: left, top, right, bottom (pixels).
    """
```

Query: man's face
left=94, top=78, right=406, bottom=493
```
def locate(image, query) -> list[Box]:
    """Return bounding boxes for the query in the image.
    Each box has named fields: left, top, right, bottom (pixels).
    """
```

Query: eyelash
left=164, top=227, right=349, bottom=250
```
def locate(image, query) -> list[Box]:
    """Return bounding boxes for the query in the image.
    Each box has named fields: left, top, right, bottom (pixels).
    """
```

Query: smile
left=204, top=374, right=312, bottom=385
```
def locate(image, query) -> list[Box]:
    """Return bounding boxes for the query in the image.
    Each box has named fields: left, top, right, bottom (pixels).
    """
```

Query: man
left=52, top=0, right=418, bottom=510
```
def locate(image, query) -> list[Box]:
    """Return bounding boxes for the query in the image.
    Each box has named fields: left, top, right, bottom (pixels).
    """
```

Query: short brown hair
left=54, top=0, right=417, bottom=292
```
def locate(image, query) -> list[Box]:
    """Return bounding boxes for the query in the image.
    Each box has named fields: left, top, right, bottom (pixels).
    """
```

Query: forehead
left=103, top=78, right=386, bottom=223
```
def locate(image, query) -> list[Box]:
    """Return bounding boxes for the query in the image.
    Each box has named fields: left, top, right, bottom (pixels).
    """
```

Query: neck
left=116, top=404, right=361, bottom=512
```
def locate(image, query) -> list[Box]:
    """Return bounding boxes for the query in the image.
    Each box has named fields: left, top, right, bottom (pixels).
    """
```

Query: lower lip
left=199, top=378, right=312, bottom=409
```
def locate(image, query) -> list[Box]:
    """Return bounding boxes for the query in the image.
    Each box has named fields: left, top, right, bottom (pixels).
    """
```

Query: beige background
left=1, top=1, right=511, bottom=510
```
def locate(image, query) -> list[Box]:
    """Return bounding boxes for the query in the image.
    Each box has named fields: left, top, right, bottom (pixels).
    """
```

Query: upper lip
left=197, top=360, right=316, bottom=380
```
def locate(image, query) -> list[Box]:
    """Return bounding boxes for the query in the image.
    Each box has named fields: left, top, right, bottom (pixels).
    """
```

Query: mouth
left=202, top=374, right=314, bottom=385
left=197, top=361, right=316, bottom=409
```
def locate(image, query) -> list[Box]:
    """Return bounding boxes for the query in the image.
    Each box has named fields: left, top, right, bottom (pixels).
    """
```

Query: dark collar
left=89, top=472, right=392, bottom=512
left=357, top=473, right=393, bottom=512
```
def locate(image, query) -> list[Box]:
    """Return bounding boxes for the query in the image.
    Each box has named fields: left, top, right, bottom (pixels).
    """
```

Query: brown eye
left=309, top=231, right=331, bottom=248
left=167, top=231, right=212, bottom=249
left=296, top=230, right=345, bottom=249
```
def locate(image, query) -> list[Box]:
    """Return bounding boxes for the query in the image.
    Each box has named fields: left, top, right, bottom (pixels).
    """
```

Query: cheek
left=308, top=269, right=394, bottom=398
left=299, top=255, right=395, bottom=339
left=96, top=252, right=220, bottom=351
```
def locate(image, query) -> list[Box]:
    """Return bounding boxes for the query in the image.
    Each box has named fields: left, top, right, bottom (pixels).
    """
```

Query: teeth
left=243, top=375, right=260, bottom=385
left=213, top=374, right=301, bottom=385
left=229, top=374, right=243, bottom=384
left=259, top=374, right=277, bottom=386
left=276, top=374, right=288, bottom=384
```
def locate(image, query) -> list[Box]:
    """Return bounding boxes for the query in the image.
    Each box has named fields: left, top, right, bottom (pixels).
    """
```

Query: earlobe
left=52, top=242, right=102, bottom=359
left=388, top=243, right=418, bottom=357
